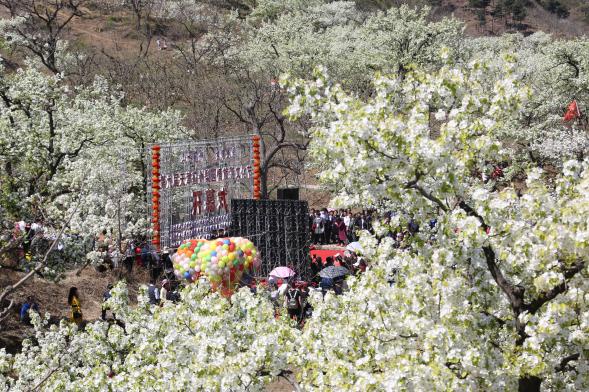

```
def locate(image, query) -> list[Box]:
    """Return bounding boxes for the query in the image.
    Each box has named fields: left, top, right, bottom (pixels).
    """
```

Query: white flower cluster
left=280, top=55, right=588, bottom=390
left=0, top=283, right=297, bottom=391
left=0, top=65, right=186, bottom=262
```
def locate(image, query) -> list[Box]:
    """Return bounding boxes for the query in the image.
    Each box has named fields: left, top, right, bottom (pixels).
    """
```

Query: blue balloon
left=224, top=239, right=230, bottom=245
left=211, top=251, right=217, bottom=257
left=184, top=271, right=191, bottom=279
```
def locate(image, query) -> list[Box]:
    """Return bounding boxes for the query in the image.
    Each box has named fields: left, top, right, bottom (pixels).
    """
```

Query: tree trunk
left=518, top=375, right=541, bottom=392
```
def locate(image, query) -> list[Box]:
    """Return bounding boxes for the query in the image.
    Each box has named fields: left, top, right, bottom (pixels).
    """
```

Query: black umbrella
left=319, top=266, right=349, bottom=279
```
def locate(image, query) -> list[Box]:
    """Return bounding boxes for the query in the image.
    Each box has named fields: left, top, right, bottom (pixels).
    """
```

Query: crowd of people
left=309, top=208, right=375, bottom=245
left=10, top=206, right=424, bottom=331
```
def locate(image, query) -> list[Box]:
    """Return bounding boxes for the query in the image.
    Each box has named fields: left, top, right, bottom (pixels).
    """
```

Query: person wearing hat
left=101, top=283, right=115, bottom=320
left=160, top=279, right=170, bottom=304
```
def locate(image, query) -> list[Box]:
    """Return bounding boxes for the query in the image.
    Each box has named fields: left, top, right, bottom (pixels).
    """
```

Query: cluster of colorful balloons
left=172, top=237, right=261, bottom=293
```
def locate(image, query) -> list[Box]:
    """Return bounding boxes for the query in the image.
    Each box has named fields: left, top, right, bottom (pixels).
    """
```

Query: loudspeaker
left=277, top=187, right=299, bottom=200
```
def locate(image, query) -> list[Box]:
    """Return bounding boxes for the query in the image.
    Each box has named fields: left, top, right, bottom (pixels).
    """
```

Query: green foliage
left=511, top=0, right=528, bottom=22
left=539, top=0, right=570, bottom=18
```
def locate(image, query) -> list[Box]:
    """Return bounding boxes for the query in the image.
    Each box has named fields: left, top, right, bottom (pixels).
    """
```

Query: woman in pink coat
left=336, top=218, right=348, bottom=246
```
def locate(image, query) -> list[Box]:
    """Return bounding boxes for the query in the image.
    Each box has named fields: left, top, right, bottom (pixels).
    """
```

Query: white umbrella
left=346, top=242, right=363, bottom=253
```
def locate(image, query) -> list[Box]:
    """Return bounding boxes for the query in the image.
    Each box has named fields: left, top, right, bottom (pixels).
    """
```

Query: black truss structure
left=230, top=199, right=310, bottom=280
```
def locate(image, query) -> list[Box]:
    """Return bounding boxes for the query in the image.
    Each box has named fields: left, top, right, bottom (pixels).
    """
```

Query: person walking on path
left=101, top=284, right=115, bottom=320
left=68, top=287, right=83, bottom=325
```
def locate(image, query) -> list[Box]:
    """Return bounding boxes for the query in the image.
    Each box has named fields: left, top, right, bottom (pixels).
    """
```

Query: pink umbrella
left=269, top=266, right=296, bottom=279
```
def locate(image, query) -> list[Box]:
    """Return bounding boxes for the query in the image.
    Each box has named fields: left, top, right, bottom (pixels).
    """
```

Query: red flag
left=564, top=100, right=581, bottom=122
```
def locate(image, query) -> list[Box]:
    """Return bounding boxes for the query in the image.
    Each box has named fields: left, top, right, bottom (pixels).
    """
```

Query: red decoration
left=218, top=189, right=229, bottom=212
left=491, top=166, right=503, bottom=180
left=564, top=100, right=581, bottom=122
left=205, top=189, right=216, bottom=213
left=151, top=145, right=161, bottom=250
left=251, top=135, right=262, bottom=200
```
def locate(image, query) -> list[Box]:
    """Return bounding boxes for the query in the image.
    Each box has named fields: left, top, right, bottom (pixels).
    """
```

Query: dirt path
left=0, top=266, right=147, bottom=353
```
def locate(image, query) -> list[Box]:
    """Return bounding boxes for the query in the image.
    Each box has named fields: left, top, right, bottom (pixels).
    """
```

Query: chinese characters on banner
left=191, top=189, right=228, bottom=215
left=150, top=137, right=256, bottom=248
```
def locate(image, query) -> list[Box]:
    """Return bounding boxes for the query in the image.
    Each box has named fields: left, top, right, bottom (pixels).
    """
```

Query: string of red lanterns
left=151, top=145, right=161, bottom=250
left=252, top=135, right=261, bottom=199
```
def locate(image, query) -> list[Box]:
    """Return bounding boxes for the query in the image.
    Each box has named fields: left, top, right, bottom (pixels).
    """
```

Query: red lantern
left=152, top=145, right=161, bottom=151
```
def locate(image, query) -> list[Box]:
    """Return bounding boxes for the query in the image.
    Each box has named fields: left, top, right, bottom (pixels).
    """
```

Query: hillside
left=3, top=0, right=588, bottom=63
left=433, top=0, right=589, bottom=37
left=62, top=0, right=589, bottom=47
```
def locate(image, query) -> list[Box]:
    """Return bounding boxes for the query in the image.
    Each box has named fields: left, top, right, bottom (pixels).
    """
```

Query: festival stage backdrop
left=149, top=136, right=260, bottom=249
